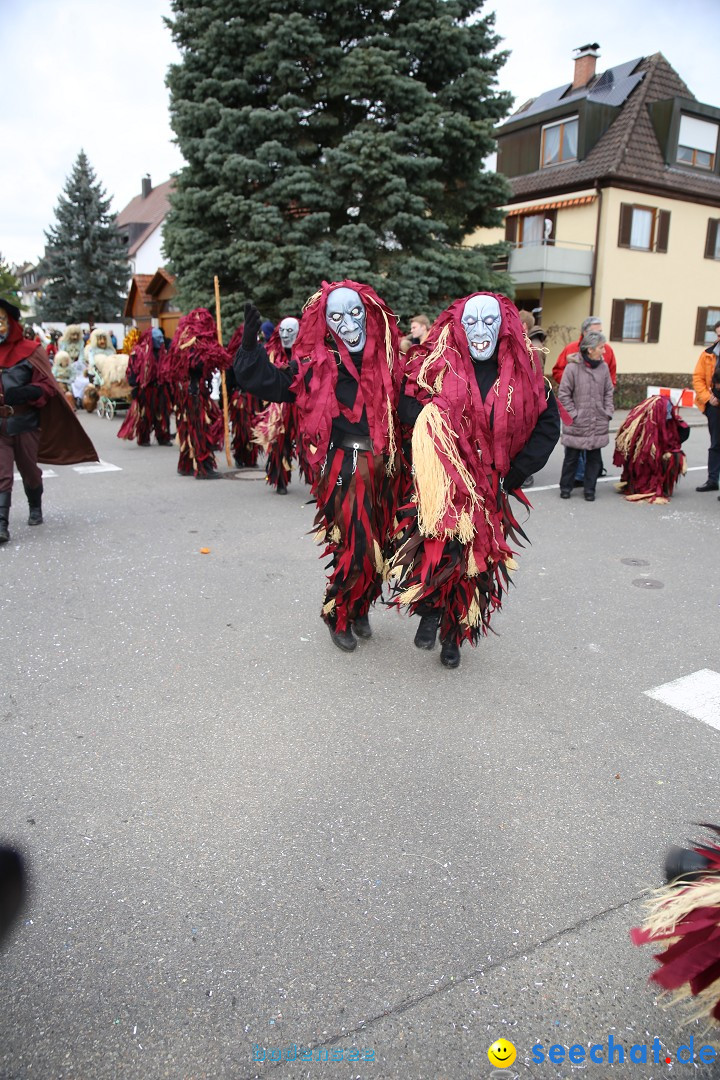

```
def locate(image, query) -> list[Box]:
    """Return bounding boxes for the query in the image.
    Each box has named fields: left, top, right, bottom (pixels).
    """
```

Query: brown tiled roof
left=505, top=54, right=720, bottom=206
left=117, top=179, right=173, bottom=256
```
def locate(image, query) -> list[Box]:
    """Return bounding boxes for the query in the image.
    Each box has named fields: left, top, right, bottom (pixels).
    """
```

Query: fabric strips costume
left=168, top=309, right=230, bottom=479
left=613, top=395, right=690, bottom=503
left=225, top=324, right=262, bottom=468
left=118, top=328, right=173, bottom=446
left=251, top=319, right=300, bottom=493
left=233, top=281, right=403, bottom=650
left=390, top=292, right=560, bottom=653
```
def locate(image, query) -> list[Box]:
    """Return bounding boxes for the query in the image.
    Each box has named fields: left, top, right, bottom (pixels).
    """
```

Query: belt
left=335, top=434, right=374, bottom=452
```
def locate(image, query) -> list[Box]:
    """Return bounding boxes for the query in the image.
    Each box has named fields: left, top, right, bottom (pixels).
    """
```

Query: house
left=470, top=45, right=720, bottom=387
left=123, top=268, right=182, bottom=340
left=13, top=261, right=47, bottom=318
left=117, top=176, right=182, bottom=334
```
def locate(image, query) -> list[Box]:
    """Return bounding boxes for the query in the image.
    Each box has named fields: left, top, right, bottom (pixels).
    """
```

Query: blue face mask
left=152, top=329, right=164, bottom=348
left=326, top=288, right=367, bottom=351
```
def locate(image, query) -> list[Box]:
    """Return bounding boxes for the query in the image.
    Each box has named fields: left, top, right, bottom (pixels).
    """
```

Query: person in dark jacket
left=557, top=330, right=614, bottom=502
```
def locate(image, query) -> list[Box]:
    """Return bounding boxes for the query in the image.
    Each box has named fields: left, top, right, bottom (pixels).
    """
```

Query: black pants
left=561, top=447, right=602, bottom=495
left=706, top=404, right=720, bottom=484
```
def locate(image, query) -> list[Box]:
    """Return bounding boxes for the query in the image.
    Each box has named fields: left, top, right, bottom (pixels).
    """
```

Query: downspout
left=589, top=182, right=603, bottom=314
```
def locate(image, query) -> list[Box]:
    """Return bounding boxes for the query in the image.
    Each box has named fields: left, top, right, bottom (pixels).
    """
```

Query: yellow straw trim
left=329, top=525, right=341, bottom=543
left=373, top=540, right=384, bottom=574
left=418, top=324, right=453, bottom=396
left=467, top=549, right=480, bottom=577
left=303, top=290, right=322, bottom=313
left=322, top=598, right=336, bottom=615
left=412, top=403, right=479, bottom=539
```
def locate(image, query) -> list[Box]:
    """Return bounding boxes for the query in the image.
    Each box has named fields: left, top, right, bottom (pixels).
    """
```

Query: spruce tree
left=0, top=255, right=22, bottom=307
left=38, top=151, right=129, bottom=324
left=164, top=0, right=512, bottom=329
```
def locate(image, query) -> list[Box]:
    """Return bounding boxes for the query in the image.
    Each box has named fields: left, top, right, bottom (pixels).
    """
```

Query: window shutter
left=647, top=303, right=662, bottom=343
left=505, top=217, right=517, bottom=244
left=695, top=307, right=709, bottom=345
left=610, top=300, right=625, bottom=341
left=618, top=204, right=633, bottom=247
left=705, top=219, right=719, bottom=259
left=655, top=210, right=670, bottom=253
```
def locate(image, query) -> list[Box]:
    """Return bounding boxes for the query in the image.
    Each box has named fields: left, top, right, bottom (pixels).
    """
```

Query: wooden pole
left=214, top=275, right=232, bottom=467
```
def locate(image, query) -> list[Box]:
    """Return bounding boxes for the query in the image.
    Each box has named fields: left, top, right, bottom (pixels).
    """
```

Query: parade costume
left=234, top=281, right=403, bottom=651
left=0, top=299, right=98, bottom=543
left=118, top=328, right=173, bottom=446
left=168, top=309, right=230, bottom=479
left=225, top=325, right=262, bottom=468
left=58, top=324, right=85, bottom=378
left=252, top=318, right=300, bottom=494
left=85, top=328, right=117, bottom=383
left=632, top=825, right=720, bottom=1029
left=390, top=293, right=560, bottom=667
left=613, top=395, right=690, bottom=503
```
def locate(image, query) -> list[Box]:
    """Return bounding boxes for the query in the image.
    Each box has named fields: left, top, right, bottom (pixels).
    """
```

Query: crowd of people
left=2, top=290, right=715, bottom=668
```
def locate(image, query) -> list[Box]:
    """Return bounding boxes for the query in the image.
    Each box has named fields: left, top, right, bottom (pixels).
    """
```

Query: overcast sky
left=2, top=0, right=719, bottom=267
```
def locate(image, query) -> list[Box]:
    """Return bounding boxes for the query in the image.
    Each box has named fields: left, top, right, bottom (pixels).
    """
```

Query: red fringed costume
left=252, top=324, right=298, bottom=493
left=168, top=309, right=230, bottom=478
left=226, top=325, right=262, bottom=468
left=390, top=293, right=560, bottom=650
left=117, top=329, right=173, bottom=446
left=632, top=825, right=720, bottom=1028
left=613, top=395, right=690, bottom=503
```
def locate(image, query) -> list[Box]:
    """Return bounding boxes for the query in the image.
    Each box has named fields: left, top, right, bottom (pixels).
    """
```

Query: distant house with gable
left=117, top=175, right=183, bottom=337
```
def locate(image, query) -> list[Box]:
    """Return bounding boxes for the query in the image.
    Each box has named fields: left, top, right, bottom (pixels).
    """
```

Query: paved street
left=1, top=408, right=718, bottom=1080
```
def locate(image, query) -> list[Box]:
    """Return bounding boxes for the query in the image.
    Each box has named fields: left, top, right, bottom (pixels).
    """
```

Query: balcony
left=503, top=240, right=594, bottom=288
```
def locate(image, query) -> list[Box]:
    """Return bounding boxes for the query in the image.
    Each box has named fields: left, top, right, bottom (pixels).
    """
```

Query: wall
left=134, top=225, right=165, bottom=276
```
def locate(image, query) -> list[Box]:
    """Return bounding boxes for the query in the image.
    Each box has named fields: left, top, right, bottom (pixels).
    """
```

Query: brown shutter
left=505, top=216, right=517, bottom=244
left=655, top=210, right=670, bottom=253
left=610, top=300, right=625, bottom=341
left=618, top=204, right=633, bottom=247
left=705, top=219, right=719, bottom=259
left=647, top=302, right=662, bottom=343
left=695, top=307, right=709, bottom=345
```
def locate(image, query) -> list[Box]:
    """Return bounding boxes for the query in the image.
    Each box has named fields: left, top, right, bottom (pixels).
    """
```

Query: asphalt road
left=1, top=408, right=718, bottom=1080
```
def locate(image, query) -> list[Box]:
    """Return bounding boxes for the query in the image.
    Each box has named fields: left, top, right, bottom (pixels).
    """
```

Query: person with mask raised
left=118, top=327, right=173, bottom=447
left=557, top=330, right=614, bottom=502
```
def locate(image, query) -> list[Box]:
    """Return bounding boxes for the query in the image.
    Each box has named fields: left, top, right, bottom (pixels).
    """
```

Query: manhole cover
left=622, top=558, right=650, bottom=566
left=223, top=470, right=266, bottom=481
left=632, top=578, right=664, bottom=589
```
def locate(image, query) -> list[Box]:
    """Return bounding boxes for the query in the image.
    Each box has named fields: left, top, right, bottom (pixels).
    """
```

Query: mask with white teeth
left=325, top=287, right=367, bottom=352
left=278, top=317, right=299, bottom=348
left=461, top=295, right=501, bottom=362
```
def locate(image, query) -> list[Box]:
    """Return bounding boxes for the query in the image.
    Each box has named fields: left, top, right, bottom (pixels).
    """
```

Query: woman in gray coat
left=558, top=330, right=614, bottom=501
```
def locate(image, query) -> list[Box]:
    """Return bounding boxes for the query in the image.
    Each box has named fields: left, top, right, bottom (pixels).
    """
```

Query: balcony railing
left=500, top=240, right=594, bottom=288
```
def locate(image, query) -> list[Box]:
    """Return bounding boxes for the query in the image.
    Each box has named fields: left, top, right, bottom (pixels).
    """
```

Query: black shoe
left=276, top=484, right=288, bottom=495
left=696, top=481, right=719, bottom=492
left=440, top=638, right=461, bottom=669
left=28, top=508, right=43, bottom=525
left=329, top=624, right=357, bottom=652
left=414, top=613, right=439, bottom=650
left=352, top=614, right=372, bottom=639
left=560, top=490, right=571, bottom=499
left=584, top=492, right=595, bottom=502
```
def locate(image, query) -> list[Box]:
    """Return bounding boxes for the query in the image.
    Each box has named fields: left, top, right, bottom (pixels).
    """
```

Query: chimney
left=141, top=174, right=152, bottom=198
left=572, top=43, right=600, bottom=90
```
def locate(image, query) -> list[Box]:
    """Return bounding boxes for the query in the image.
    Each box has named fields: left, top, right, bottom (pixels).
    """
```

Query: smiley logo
left=488, top=1039, right=517, bottom=1068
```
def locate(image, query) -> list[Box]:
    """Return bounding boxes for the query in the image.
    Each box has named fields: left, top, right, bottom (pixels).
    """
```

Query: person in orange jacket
left=552, top=315, right=618, bottom=387
left=693, top=318, right=720, bottom=493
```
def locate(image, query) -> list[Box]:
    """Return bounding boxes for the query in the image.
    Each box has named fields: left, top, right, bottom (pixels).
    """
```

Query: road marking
left=14, top=469, right=57, bottom=480
left=72, top=460, right=122, bottom=474
left=529, top=466, right=704, bottom=494
left=645, top=669, right=720, bottom=732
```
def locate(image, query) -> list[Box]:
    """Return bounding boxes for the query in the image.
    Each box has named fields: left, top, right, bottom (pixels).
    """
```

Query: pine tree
left=0, top=255, right=22, bottom=307
left=38, top=151, right=129, bottom=324
left=164, top=0, right=513, bottom=329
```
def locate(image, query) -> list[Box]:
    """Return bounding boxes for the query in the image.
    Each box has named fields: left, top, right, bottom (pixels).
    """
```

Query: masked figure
left=118, top=327, right=173, bottom=446
left=167, top=309, right=230, bottom=479
left=613, top=395, right=690, bottom=503
left=0, top=298, right=98, bottom=543
left=251, top=317, right=301, bottom=494
left=233, top=280, right=403, bottom=650
left=390, top=292, right=560, bottom=668
left=85, top=328, right=117, bottom=382
left=58, top=324, right=85, bottom=377
left=223, top=323, right=263, bottom=468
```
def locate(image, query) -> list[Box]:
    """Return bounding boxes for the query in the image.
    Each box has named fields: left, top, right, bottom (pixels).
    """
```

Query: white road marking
left=13, top=469, right=57, bottom=480
left=530, top=466, right=704, bottom=494
left=72, top=460, right=122, bottom=474
left=645, top=669, right=720, bottom=732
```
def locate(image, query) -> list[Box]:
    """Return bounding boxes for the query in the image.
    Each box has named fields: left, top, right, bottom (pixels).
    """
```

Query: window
left=618, top=204, right=670, bottom=252
left=677, top=114, right=718, bottom=170
left=504, top=210, right=556, bottom=247
left=694, top=307, right=720, bottom=346
left=610, top=300, right=662, bottom=343
left=540, top=117, right=578, bottom=167
left=705, top=220, right=720, bottom=260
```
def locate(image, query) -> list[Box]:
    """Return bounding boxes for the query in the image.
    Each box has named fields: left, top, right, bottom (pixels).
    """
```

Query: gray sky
left=2, top=0, right=719, bottom=267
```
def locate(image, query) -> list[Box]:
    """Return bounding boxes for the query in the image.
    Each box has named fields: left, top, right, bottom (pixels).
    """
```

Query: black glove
left=503, top=465, right=524, bottom=491
left=3, top=384, right=43, bottom=406
left=241, top=303, right=262, bottom=351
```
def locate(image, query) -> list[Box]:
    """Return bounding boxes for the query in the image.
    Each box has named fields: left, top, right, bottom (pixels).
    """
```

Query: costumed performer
left=168, top=309, right=230, bottom=479
left=390, top=292, right=560, bottom=669
left=613, top=395, right=690, bottom=503
left=252, top=317, right=301, bottom=494
left=118, top=327, right=173, bottom=446
left=234, top=281, right=403, bottom=651
left=85, top=327, right=117, bottom=382
left=224, top=323, right=263, bottom=468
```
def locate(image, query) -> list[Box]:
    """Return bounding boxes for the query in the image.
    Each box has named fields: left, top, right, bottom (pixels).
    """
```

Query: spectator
left=692, top=319, right=720, bottom=492
left=553, top=315, right=617, bottom=387
left=557, top=330, right=614, bottom=502
left=400, top=314, right=431, bottom=354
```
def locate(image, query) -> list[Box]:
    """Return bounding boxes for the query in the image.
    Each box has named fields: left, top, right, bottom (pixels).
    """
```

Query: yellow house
left=470, top=46, right=720, bottom=385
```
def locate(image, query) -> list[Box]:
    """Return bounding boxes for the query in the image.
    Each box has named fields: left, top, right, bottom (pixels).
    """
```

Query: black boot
left=440, top=638, right=461, bottom=669
left=352, top=614, right=372, bottom=639
left=328, top=622, right=357, bottom=652
left=414, top=613, right=439, bottom=650
left=24, top=483, right=43, bottom=526
left=0, top=492, right=9, bottom=544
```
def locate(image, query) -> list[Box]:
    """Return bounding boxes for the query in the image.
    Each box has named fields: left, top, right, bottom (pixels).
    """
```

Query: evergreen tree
left=38, top=151, right=129, bottom=324
left=0, top=255, right=22, bottom=307
left=164, top=0, right=513, bottom=328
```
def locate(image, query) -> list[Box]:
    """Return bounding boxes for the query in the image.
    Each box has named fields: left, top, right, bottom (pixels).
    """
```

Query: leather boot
left=414, top=613, right=440, bottom=650
left=328, top=622, right=357, bottom=652
left=440, top=638, right=461, bottom=669
left=24, top=483, right=43, bottom=525
left=0, top=492, right=9, bottom=544
left=352, top=614, right=372, bottom=639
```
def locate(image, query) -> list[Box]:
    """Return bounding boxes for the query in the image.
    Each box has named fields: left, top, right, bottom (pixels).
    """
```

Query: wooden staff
left=214, top=275, right=232, bottom=466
